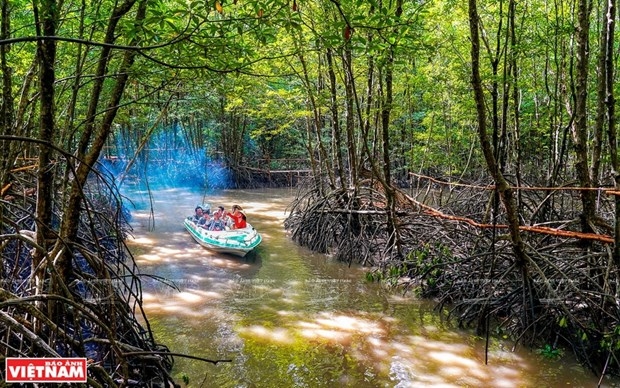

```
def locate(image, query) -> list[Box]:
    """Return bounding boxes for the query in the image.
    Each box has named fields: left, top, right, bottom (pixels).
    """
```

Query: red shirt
left=227, top=211, right=247, bottom=229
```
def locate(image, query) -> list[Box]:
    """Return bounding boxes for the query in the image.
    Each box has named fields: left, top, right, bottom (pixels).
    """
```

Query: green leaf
left=558, top=316, right=567, bottom=328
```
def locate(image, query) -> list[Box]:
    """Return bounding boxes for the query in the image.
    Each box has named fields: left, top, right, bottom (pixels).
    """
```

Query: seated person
left=189, top=206, right=203, bottom=223
left=226, top=205, right=247, bottom=229
left=198, top=209, right=212, bottom=227
left=209, top=206, right=226, bottom=231
left=238, top=211, right=247, bottom=228
left=212, top=206, right=225, bottom=219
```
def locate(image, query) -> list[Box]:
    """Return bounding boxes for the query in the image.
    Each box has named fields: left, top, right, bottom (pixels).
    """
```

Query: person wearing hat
left=226, top=204, right=247, bottom=229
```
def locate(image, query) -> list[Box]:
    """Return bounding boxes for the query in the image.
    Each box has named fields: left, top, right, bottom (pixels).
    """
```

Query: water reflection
left=126, top=187, right=616, bottom=387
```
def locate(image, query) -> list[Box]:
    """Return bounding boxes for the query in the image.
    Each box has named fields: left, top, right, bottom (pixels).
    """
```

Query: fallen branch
left=122, top=351, right=232, bottom=365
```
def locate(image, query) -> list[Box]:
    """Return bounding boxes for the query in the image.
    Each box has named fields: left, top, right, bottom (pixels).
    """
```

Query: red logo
left=5, top=358, right=87, bottom=383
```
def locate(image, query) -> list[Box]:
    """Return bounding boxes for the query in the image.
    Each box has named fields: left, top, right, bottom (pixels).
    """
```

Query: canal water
left=125, top=187, right=616, bottom=387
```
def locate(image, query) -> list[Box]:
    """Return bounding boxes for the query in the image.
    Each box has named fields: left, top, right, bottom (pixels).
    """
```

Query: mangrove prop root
left=0, top=161, right=182, bottom=387
left=286, top=174, right=620, bottom=376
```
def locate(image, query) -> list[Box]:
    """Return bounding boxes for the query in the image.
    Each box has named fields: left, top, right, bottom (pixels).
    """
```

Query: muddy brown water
left=125, top=187, right=618, bottom=387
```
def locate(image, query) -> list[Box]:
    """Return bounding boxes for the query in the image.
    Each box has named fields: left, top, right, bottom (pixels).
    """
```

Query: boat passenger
left=198, top=208, right=212, bottom=227
left=189, top=206, right=203, bottom=223
left=238, top=211, right=247, bottom=228
left=227, top=205, right=247, bottom=229
left=209, top=206, right=226, bottom=231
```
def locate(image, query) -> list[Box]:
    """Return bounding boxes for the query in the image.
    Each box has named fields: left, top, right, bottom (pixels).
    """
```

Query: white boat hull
left=184, top=218, right=262, bottom=257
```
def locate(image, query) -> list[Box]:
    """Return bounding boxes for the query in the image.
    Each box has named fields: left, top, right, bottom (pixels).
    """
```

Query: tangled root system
left=286, top=174, right=620, bottom=377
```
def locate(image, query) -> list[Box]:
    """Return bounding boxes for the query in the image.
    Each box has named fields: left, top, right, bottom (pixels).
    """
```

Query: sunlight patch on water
left=132, top=213, right=155, bottom=220
left=134, top=246, right=203, bottom=263
left=141, top=292, right=157, bottom=302
left=386, top=334, right=527, bottom=387
left=293, top=312, right=386, bottom=345
left=177, top=290, right=223, bottom=302
left=238, top=325, right=294, bottom=344
left=299, top=327, right=352, bottom=344
left=238, top=312, right=534, bottom=388
left=235, top=311, right=388, bottom=347
left=230, top=199, right=287, bottom=218
left=428, top=350, right=481, bottom=368
left=391, top=340, right=413, bottom=355
left=255, top=209, right=290, bottom=220
left=232, top=308, right=538, bottom=387
left=138, top=253, right=164, bottom=262
left=313, top=313, right=384, bottom=335
left=158, top=246, right=186, bottom=255
left=141, top=287, right=227, bottom=317
left=144, top=300, right=229, bottom=319
left=209, top=258, right=256, bottom=271
left=128, top=236, right=155, bottom=245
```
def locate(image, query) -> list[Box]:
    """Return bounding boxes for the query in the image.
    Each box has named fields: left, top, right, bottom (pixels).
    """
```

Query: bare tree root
left=287, top=174, right=620, bottom=377
left=231, top=165, right=308, bottom=189
left=0, top=162, right=183, bottom=386
left=285, top=177, right=395, bottom=263
left=408, top=181, right=620, bottom=376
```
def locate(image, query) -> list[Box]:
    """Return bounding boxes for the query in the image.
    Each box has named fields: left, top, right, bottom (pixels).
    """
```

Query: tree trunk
left=51, top=0, right=147, bottom=284
left=591, top=0, right=614, bottom=187
left=599, top=0, right=620, bottom=272
left=33, top=0, right=58, bottom=268
left=326, top=48, right=346, bottom=187
left=572, top=0, right=596, bottom=233
left=342, top=39, right=358, bottom=188
left=380, top=0, right=403, bottom=257
left=297, top=47, right=334, bottom=190
left=508, top=0, right=523, bottom=210
left=0, top=0, right=14, bottom=187
left=468, top=0, right=535, bottom=334
left=75, top=0, right=138, bottom=161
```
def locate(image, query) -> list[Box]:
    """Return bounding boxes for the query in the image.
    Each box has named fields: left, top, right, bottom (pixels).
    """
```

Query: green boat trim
left=184, top=218, right=262, bottom=257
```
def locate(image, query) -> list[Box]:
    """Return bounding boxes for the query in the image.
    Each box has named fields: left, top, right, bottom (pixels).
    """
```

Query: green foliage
left=365, top=270, right=383, bottom=283
left=600, top=325, right=620, bottom=351
left=537, top=344, right=564, bottom=360
left=408, top=243, right=451, bottom=295
left=367, top=243, right=453, bottom=294
left=558, top=316, right=567, bottom=328
left=4, top=0, right=617, bottom=186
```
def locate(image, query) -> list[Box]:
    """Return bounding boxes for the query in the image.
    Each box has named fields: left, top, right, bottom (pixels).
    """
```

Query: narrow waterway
left=125, top=187, right=616, bottom=387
